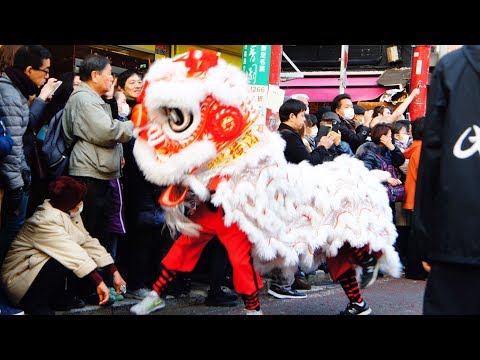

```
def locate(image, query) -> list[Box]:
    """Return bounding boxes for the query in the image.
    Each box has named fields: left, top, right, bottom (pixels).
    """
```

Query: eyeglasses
left=33, top=68, right=50, bottom=76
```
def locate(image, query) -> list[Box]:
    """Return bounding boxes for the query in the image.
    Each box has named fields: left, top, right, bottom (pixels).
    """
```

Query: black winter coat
left=415, top=45, right=480, bottom=266
left=278, top=123, right=334, bottom=165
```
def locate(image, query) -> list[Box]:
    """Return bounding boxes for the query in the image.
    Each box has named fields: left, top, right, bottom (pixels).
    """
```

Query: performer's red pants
left=161, top=204, right=263, bottom=296
left=326, top=244, right=382, bottom=282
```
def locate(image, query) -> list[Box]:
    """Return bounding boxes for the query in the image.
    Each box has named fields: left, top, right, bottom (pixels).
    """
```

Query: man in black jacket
left=331, top=93, right=372, bottom=153
left=415, top=45, right=480, bottom=315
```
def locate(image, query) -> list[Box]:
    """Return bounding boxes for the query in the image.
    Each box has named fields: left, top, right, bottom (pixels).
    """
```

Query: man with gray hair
left=62, top=54, right=133, bottom=263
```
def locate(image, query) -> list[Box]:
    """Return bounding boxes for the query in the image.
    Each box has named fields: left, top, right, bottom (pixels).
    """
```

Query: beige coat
left=1, top=200, right=114, bottom=305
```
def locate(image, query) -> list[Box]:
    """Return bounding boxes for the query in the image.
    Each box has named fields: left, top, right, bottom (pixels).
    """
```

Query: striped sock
left=152, top=265, right=177, bottom=296
left=338, top=268, right=363, bottom=304
left=242, top=291, right=260, bottom=311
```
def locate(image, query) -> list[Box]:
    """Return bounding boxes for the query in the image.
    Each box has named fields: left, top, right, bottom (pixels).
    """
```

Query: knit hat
left=321, top=111, right=340, bottom=122
left=354, top=104, right=366, bottom=115
left=48, top=176, right=87, bottom=213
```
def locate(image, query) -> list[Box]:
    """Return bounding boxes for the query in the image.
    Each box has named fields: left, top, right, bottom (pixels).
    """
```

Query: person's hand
left=4, top=187, right=24, bottom=214
left=328, top=130, right=341, bottom=146
left=38, top=78, right=59, bottom=101
left=411, top=87, right=421, bottom=97
left=386, top=177, right=402, bottom=186
left=380, top=135, right=395, bottom=150
left=105, top=78, right=116, bottom=99
left=96, top=281, right=110, bottom=305
left=121, top=157, right=126, bottom=169
left=363, top=109, right=374, bottom=127
left=422, top=261, right=431, bottom=273
left=318, top=135, right=334, bottom=150
left=112, top=271, right=127, bottom=295
left=21, top=170, right=31, bottom=193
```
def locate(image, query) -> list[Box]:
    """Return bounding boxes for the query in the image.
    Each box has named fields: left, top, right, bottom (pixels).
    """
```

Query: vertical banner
left=242, top=45, right=272, bottom=123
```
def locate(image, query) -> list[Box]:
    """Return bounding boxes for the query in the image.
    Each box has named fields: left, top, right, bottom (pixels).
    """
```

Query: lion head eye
left=163, top=107, right=193, bottom=133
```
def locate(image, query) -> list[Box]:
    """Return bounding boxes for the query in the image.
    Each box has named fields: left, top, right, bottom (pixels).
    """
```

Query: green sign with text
left=242, top=45, right=271, bottom=85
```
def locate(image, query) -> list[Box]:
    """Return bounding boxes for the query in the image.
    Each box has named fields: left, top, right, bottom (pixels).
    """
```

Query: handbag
left=374, top=152, right=405, bottom=203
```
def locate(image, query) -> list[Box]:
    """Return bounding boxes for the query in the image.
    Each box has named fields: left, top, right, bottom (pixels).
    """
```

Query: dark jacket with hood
left=414, top=45, right=480, bottom=266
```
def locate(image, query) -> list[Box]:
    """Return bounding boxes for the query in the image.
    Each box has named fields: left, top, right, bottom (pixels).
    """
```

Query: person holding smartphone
left=317, top=112, right=354, bottom=157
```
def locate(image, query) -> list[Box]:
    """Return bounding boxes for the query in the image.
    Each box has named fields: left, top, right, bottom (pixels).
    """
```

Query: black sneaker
left=360, top=255, right=379, bottom=289
left=339, top=301, right=372, bottom=315
left=205, top=289, right=238, bottom=307
left=267, top=284, right=307, bottom=299
left=53, top=297, right=86, bottom=311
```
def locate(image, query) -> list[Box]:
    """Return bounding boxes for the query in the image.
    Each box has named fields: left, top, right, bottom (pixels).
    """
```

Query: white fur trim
left=133, top=138, right=217, bottom=186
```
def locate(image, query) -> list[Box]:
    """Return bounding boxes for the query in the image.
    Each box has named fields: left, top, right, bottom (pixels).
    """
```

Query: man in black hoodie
left=415, top=45, right=480, bottom=315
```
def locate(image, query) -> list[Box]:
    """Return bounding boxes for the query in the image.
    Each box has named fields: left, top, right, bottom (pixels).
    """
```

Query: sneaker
left=0, top=304, right=25, bottom=315
left=205, top=288, right=238, bottom=307
left=339, top=301, right=372, bottom=315
left=130, top=290, right=165, bottom=315
left=52, top=297, right=86, bottom=311
left=360, top=255, right=379, bottom=289
left=125, top=287, right=151, bottom=300
left=292, top=276, right=312, bottom=290
left=267, top=284, right=307, bottom=299
left=109, top=287, right=124, bottom=302
left=244, top=309, right=263, bottom=315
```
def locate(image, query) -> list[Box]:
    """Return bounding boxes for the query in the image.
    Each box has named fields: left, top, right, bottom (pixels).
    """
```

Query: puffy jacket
left=0, top=74, right=30, bottom=190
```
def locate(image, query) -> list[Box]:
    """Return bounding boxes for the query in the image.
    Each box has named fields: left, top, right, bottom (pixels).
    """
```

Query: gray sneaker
left=130, top=290, right=165, bottom=315
left=124, top=287, right=151, bottom=300
left=267, top=285, right=307, bottom=299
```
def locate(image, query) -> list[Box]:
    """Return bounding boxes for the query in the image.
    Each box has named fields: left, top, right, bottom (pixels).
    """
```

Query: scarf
left=4, top=66, right=39, bottom=100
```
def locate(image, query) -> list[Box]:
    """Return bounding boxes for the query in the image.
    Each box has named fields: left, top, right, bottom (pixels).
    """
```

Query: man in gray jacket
left=62, top=54, right=133, bottom=253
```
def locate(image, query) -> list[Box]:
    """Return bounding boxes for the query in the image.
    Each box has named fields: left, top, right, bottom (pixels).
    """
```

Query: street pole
left=409, top=45, right=431, bottom=121
left=339, top=45, right=349, bottom=94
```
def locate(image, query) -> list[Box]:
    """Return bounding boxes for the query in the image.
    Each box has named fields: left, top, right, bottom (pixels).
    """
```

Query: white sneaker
left=130, top=290, right=165, bottom=315
left=244, top=309, right=263, bottom=315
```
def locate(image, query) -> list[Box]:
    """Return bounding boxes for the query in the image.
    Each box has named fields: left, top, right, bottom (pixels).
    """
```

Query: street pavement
left=57, top=271, right=427, bottom=316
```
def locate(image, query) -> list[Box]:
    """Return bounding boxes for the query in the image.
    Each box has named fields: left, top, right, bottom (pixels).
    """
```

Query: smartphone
left=331, top=121, right=339, bottom=133
left=50, top=80, right=63, bottom=96
left=317, top=125, right=332, bottom=140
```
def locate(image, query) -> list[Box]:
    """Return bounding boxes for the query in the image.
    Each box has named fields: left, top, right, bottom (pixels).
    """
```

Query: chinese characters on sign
left=242, top=45, right=272, bottom=123
left=242, top=45, right=271, bottom=86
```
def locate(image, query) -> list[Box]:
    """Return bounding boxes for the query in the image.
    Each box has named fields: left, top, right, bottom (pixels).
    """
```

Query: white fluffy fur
left=133, top=137, right=217, bottom=186
left=212, top=130, right=402, bottom=278
left=144, top=80, right=207, bottom=119
left=205, top=60, right=249, bottom=107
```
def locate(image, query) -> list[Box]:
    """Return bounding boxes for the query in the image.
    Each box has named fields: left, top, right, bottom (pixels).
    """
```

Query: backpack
left=0, top=120, right=14, bottom=159
left=41, top=108, right=78, bottom=179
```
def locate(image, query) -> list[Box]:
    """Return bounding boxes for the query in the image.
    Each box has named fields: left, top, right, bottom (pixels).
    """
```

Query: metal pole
left=339, top=45, right=349, bottom=94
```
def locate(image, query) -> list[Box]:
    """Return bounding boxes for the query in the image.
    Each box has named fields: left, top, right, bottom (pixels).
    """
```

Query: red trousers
left=161, top=203, right=263, bottom=296
left=326, top=244, right=382, bottom=282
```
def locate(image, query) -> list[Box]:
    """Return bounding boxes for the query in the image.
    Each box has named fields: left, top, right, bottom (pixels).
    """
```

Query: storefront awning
left=280, top=75, right=390, bottom=102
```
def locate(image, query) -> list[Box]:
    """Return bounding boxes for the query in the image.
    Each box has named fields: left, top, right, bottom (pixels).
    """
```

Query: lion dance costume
left=129, top=49, right=401, bottom=315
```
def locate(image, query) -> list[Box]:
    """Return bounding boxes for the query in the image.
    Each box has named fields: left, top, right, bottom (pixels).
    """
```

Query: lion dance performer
left=129, top=49, right=402, bottom=315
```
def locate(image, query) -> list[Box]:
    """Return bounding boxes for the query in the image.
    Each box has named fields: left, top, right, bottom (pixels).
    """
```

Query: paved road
left=153, top=276, right=426, bottom=316
left=62, top=274, right=426, bottom=316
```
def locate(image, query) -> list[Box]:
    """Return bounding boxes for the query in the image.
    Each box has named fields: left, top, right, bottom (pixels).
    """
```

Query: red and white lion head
left=132, top=49, right=261, bottom=207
